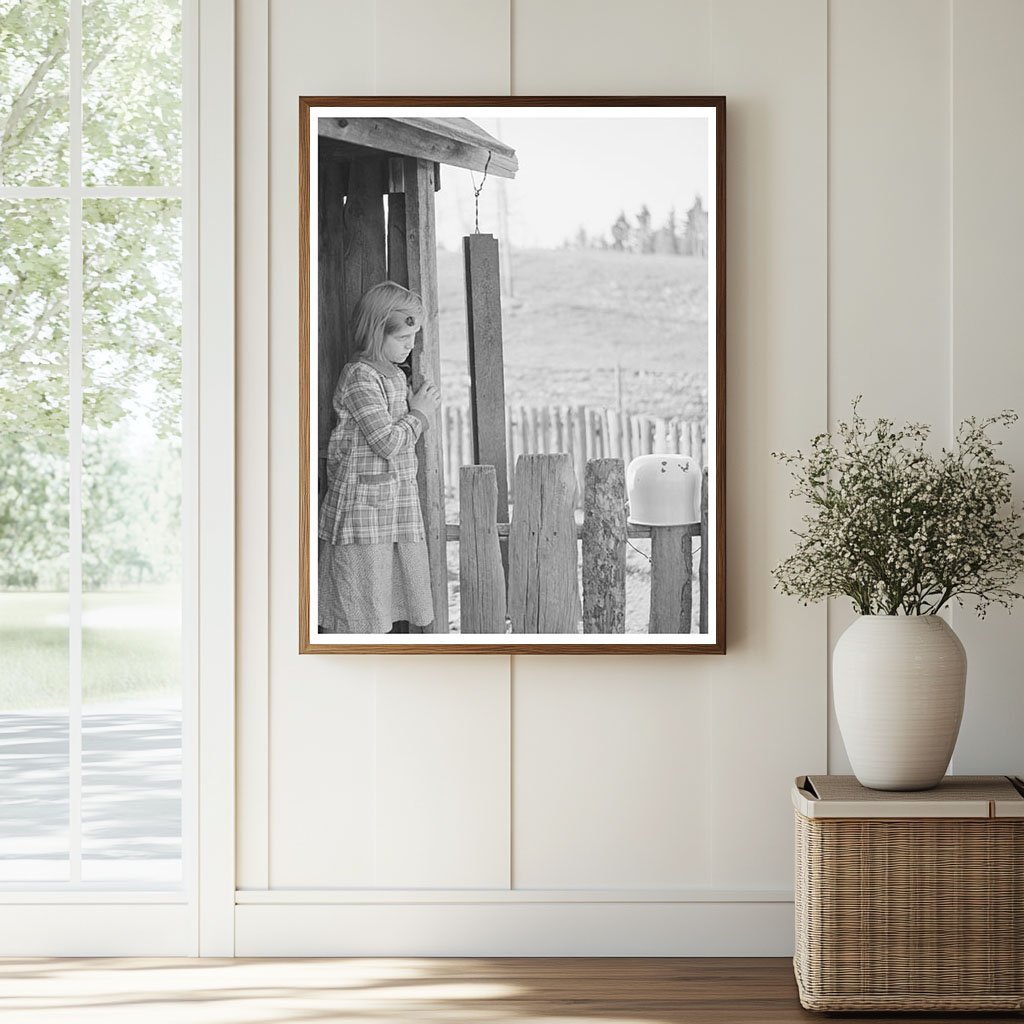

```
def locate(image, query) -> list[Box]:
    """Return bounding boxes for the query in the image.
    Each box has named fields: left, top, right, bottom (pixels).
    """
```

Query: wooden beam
left=401, top=157, right=448, bottom=633
left=319, top=117, right=517, bottom=179
left=317, top=147, right=348, bottom=503
left=463, top=233, right=510, bottom=577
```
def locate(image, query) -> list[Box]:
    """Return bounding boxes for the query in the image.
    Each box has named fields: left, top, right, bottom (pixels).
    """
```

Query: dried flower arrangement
left=772, top=400, right=1024, bottom=616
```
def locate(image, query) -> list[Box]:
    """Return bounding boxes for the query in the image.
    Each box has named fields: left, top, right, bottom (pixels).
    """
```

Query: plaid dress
left=317, top=359, right=433, bottom=633
left=318, top=359, right=427, bottom=545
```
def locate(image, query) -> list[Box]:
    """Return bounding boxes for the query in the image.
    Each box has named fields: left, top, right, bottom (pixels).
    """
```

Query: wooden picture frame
left=299, top=96, right=726, bottom=653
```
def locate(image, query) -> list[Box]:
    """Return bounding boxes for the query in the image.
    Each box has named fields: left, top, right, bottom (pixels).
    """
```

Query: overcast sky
left=434, top=115, right=710, bottom=250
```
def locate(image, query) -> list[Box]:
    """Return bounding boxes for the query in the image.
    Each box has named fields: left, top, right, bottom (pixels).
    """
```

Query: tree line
left=566, top=195, right=708, bottom=258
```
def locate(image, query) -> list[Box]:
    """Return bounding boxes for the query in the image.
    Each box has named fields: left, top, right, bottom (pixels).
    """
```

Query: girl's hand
left=409, top=382, right=440, bottom=419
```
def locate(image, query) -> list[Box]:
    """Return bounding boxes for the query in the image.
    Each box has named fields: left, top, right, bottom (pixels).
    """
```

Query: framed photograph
left=299, top=96, right=725, bottom=653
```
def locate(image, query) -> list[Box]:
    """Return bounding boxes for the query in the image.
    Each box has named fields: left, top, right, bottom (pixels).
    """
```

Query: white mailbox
left=626, top=454, right=702, bottom=526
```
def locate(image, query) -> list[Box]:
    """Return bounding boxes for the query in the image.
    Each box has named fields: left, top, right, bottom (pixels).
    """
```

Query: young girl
left=318, top=281, right=440, bottom=633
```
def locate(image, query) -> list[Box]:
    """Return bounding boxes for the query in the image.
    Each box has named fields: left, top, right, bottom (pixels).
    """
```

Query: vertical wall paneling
left=512, top=0, right=712, bottom=94
left=828, top=0, right=950, bottom=423
left=708, top=0, right=828, bottom=888
left=266, top=0, right=378, bottom=888
left=270, top=671, right=379, bottom=886
left=950, top=0, right=1024, bottom=777
left=375, top=0, right=511, bottom=94
left=513, top=657, right=713, bottom=889
left=236, top=0, right=270, bottom=893
left=827, top=0, right=952, bottom=773
left=374, top=659, right=512, bottom=888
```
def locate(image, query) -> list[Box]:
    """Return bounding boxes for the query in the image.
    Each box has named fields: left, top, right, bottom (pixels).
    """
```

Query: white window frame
left=0, top=0, right=234, bottom=956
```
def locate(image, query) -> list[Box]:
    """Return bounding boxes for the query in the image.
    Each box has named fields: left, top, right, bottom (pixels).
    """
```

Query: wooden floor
left=0, top=957, right=1019, bottom=1023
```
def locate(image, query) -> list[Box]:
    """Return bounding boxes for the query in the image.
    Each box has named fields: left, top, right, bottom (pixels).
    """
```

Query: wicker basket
left=793, top=775, right=1024, bottom=1012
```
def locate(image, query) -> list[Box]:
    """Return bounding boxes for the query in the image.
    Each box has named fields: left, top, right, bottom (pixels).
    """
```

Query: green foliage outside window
left=1, top=0, right=182, bottom=591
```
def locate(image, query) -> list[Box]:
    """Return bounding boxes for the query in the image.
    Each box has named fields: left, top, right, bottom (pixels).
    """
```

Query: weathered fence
left=449, top=454, right=709, bottom=635
left=442, top=404, right=707, bottom=504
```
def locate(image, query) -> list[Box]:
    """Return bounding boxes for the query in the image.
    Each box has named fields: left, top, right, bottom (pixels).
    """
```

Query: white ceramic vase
left=833, top=615, right=967, bottom=791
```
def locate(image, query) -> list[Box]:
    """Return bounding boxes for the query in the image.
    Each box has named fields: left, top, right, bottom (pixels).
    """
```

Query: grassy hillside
left=435, top=247, right=708, bottom=419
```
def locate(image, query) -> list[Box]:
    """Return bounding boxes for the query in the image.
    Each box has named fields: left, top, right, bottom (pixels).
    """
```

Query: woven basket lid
left=793, top=774, right=1024, bottom=819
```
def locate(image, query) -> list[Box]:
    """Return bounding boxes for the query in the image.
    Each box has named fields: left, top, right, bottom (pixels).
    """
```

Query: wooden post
left=386, top=190, right=408, bottom=287
left=582, top=459, right=626, bottom=633
left=335, top=155, right=388, bottom=494
left=681, top=535, right=694, bottom=632
left=528, top=405, right=540, bottom=455
left=463, top=233, right=510, bottom=543
left=606, top=409, right=621, bottom=460
left=317, top=150, right=349, bottom=503
left=561, top=405, right=573, bottom=458
left=518, top=404, right=529, bottom=458
left=572, top=405, right=587, bottom=504
left=454, top=405, right=466, bottom=473
left=585, top=408, right=598, bottom=460
left=441, top=406, right=451, bottom=491
left=450, top=406, right=460, bottom=493
left=548, top=406, right=561, bottom=453
left=342, top=158, right=388, bottom=325
left=508, top=454, right=581, bottom=633
left=680, top=420, right=693, bottom=458
left=700, top=466, right=709, bottom=634
left=654, top=417, right=668, bottom=453
left=505, top=406, right=515, bottom=503
left=400, top=157, right=448, bottom=632
left=669, top=419, right=681, bottom=454
left=460, top=466, right=507, bottom=633
left=621, top=410, right=633, bottom=465
left=461, top=403, right=473, bottom=473
left=649, top=526, right=695, bottom=634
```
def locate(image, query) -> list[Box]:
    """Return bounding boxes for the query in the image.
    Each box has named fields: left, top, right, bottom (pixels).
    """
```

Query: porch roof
left=317, top=116, right=518, bottom=178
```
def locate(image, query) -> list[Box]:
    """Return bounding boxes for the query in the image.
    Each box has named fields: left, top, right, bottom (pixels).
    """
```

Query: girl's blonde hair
left=351, top=281, right=425, bottom=362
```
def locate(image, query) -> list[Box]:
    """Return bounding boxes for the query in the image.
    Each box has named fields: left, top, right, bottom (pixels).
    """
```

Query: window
left=0, top=0, right=193, bottom=890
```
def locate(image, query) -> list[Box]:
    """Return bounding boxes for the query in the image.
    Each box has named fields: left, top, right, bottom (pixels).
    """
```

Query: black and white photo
left=299, top=97, right=725, bottom=652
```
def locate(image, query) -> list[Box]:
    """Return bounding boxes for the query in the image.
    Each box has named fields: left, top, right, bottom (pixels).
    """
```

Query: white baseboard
left=235, top=898, right=795, bottom=956
left=0, top=904, right=196, bottom=956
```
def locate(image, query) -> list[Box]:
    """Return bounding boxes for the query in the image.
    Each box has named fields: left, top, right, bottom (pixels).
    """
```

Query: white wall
left=234, top=0, right=1024, bottom=955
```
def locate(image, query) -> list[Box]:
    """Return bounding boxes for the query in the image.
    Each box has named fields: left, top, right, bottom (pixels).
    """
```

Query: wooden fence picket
left=445, top=454, right=709, bottom=637
left=507, top=454, right=581, bottom=633
left=505, top=407, right=515, bottom=499
left=459, top=466, right=506, bottom=633
left=649, top=526, right=695, bottom=634
left=441, top=404, right=707, bottom=508
left=699, top=465, right=709, bottom=634
left=582, top=459, right=627, bottom=633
